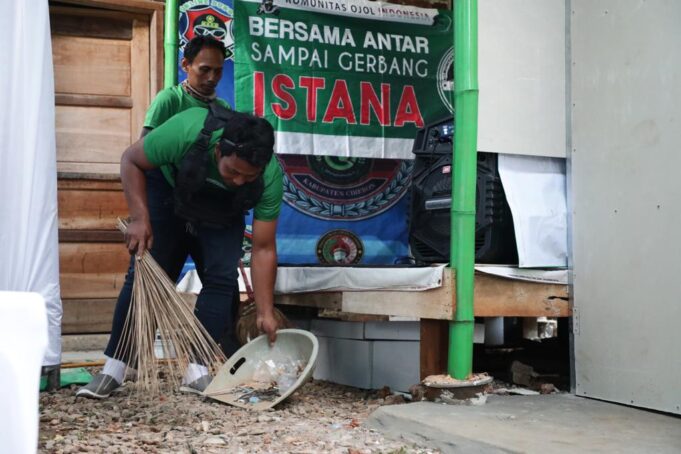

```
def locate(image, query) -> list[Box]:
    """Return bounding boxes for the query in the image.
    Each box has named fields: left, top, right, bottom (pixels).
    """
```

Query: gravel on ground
left=39, top=375, right=439, bottom=454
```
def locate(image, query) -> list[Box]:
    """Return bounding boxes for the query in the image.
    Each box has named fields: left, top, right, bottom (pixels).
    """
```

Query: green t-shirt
left=144, top=108, right=283, bottom=222
left=143, top=85, right=231, bottom=129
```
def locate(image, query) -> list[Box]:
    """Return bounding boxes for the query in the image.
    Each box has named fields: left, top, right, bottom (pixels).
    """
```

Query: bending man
left=77, top=105, right=283, bottom=398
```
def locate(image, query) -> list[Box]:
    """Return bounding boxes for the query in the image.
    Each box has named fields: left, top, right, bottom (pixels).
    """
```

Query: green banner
left=234, top=0, right=453, bottom=159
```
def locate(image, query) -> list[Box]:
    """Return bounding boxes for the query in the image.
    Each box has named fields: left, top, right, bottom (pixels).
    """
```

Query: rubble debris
left=423, top=372, right=492, bottom=388
left=438, top=391, right=488, bottom=406
left=510, top=360, right=563, bottom=392
left=409, top=384, right=426, bottom=402
left=493, top=387, right=540, bottom=396
left=38, top=373, right=438, bottom=454
left=539, top=383, right=557, bottom=394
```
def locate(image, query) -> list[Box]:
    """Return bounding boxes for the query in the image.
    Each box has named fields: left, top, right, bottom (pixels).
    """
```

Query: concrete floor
left=367, top=394, right=681, bottom=453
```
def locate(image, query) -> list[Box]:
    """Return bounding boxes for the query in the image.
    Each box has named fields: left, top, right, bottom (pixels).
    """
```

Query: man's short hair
left=183, top=36, right=226, bottom=62
left=219, top=113, right=275, bottom=169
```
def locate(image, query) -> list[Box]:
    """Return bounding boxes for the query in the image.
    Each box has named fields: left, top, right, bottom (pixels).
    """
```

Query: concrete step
left=367, top=395, right=681, bottom=454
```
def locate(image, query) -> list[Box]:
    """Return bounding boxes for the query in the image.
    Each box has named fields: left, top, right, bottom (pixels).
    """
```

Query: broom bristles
left=115, top=219, right=226, bottom=396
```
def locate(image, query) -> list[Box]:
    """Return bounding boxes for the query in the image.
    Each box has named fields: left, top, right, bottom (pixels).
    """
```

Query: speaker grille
left=409, top=152, right=517, bottom=264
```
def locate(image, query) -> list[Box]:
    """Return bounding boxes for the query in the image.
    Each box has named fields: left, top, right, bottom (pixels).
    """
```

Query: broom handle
left=238, top=259, right=255, bottom=301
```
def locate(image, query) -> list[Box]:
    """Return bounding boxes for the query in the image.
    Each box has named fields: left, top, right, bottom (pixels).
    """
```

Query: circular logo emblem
left=180, top=3, right=234, bottom=60
left=437, top=46, right=454, bottom=113
left=316, top=230, right=364, bottom=265
left=279, top=155, right=413, bottom=221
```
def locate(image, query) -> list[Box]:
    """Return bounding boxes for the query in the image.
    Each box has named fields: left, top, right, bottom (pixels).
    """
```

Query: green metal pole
left=448, top=0, right=479, bottom=380
left=163, top=0, right=179, bottom=89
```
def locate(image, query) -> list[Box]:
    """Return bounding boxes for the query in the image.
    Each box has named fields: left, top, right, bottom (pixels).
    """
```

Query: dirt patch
left=39, top=377, right=438, bottom=454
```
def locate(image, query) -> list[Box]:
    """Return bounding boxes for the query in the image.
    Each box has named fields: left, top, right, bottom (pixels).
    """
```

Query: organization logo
left=437, top=46, right=454, bottom=113
left=278, top=155, right=412, bottom=221
left=179, top=1, right=235, bottom=60
left=316, top=230, right=364, bottom=265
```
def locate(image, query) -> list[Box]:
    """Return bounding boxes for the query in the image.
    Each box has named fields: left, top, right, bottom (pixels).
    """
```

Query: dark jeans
left=105, top=169, right=243, bottom=361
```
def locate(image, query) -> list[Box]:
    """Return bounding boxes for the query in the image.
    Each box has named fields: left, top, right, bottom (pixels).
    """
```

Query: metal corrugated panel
left=570, top=0, right=681, bottom=415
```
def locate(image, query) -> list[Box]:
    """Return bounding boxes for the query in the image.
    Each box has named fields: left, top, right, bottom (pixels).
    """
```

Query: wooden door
left=51, top=4, right=151, bottom=176
left=51, top=0, right=163, bottom=333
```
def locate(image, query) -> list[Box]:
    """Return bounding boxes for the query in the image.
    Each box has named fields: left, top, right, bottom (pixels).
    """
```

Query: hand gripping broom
left=115, top=219, right=226, bottom=396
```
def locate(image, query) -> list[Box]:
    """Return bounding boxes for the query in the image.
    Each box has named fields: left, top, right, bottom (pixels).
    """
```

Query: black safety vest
left=173, top=103, right=264, bottom=227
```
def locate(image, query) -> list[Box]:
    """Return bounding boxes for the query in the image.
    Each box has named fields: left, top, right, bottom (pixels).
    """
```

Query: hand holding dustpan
left=235, top=260, right=291, bottom=345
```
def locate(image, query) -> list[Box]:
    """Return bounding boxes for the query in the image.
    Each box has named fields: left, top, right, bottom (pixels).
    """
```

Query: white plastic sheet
left=0, top=1, right=62, bottom=366
left=498, top=154, right=568, bottom=268
left=0, top=292, right=48, bottom=454
left=475, top=265, right=568, bottom=285
left=177, top=265, right=447, bottom=294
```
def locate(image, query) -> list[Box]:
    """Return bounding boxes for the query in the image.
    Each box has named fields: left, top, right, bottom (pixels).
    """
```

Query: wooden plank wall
left=58, top=180, right=127, bottom=333
left=51, top=0, right=163, bottom=333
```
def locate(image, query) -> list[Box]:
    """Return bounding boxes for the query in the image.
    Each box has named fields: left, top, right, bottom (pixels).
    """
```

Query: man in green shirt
left=142, top=35, right=230, bottom=136
left=77, top=105, right=283, bottom=399
left=141, top=36, right=242, bottom=355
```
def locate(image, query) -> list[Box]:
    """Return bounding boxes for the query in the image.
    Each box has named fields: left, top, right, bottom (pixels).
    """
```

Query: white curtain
left=0, top=292, right=48, bottom=453
left=0, top=0, right=62, bottom=366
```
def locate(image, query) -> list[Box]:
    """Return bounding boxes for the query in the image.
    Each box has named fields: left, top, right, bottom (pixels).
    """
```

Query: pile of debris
left=39, top=376, right=438, bottom=454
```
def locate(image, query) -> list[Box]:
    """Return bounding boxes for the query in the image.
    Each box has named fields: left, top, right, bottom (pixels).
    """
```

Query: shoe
left=76, top=373, right=122, bottom=399
left=179, top=375, right=212, bottom=395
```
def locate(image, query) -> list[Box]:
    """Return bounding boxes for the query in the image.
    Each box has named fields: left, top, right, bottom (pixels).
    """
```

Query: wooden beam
left=317, top=310, right=388, bottom=322
left=50, top=10, right=134, bottom=40
left=57, top=163, right=121, bottom=178
left=275, top=292, right=343, bottom=310
left=420, top=319, right=449, bottom=380
left=150, top=8, right=163, bottom=95
left=56, top=94, right=133, bottom=108
left=57, top=0, right=164, bottom=15
left=62, top=298, right=116, bottom=334
left=131, top=19, right=151, bottom=140
left=269, top=271, right=569, bottom=319
left=58, top=186, right=127, bottom=230
left=60, top=242, right=129, bottom=273
left=473, top=273, right=569, bottom=317
left=60, top=272, right=126, bottom=299
left=50, top=5, right=147, bottom=21
left=339, top=271, right=454, bottom=319
left=59, top=230, right=124, bottom=243
left=58, top=179, right=122, bottom=190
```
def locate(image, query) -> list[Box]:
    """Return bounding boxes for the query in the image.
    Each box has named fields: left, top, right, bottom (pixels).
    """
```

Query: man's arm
left=120, top=138, right=157, bottom=257
left=250, top=218, right=279, bottom=344
left=140, top=127, right=153, bottom=138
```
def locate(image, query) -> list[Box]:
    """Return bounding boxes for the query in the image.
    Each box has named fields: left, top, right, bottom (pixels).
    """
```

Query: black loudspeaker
left=409, top=118, right=518, bottom=264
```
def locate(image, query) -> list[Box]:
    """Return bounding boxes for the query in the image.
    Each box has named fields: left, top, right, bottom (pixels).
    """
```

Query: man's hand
left=120, top=137, right=157, bottom=258
left=256, top=309, right=279, bottom=345
left=125, top=218, right=153, bottom=258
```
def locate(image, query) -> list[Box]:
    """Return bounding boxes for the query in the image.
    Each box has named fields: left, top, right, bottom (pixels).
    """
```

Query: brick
left=364, top=321, right=420, bottom=341
left=312, top=337, right=373, bottom=389
left=310, top=319, right=365, bottom=340
left=372, top=341, right=420, bottom=392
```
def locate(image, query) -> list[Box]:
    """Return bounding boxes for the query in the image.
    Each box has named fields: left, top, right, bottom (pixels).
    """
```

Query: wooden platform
left=273, top=270, right=569, bottom=320
left=61, top=267, right=569, bottom=333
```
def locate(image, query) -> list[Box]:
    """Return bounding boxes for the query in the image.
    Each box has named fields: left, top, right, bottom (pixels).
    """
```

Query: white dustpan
left=203, top=328, right=318, bottom=410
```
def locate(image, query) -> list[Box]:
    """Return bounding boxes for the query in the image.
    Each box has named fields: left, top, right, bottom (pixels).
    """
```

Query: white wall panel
left=479, top=0, right=566, bottom=157
left=571, top=0, right=681, bottom=415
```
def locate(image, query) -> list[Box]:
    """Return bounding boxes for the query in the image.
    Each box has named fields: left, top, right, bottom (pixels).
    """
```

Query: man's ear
left=180, top=57, right=189, bottom=73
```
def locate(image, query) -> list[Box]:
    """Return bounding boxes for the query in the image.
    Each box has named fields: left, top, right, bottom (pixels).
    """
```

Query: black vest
left=173, top=103, right=264, bottom=227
